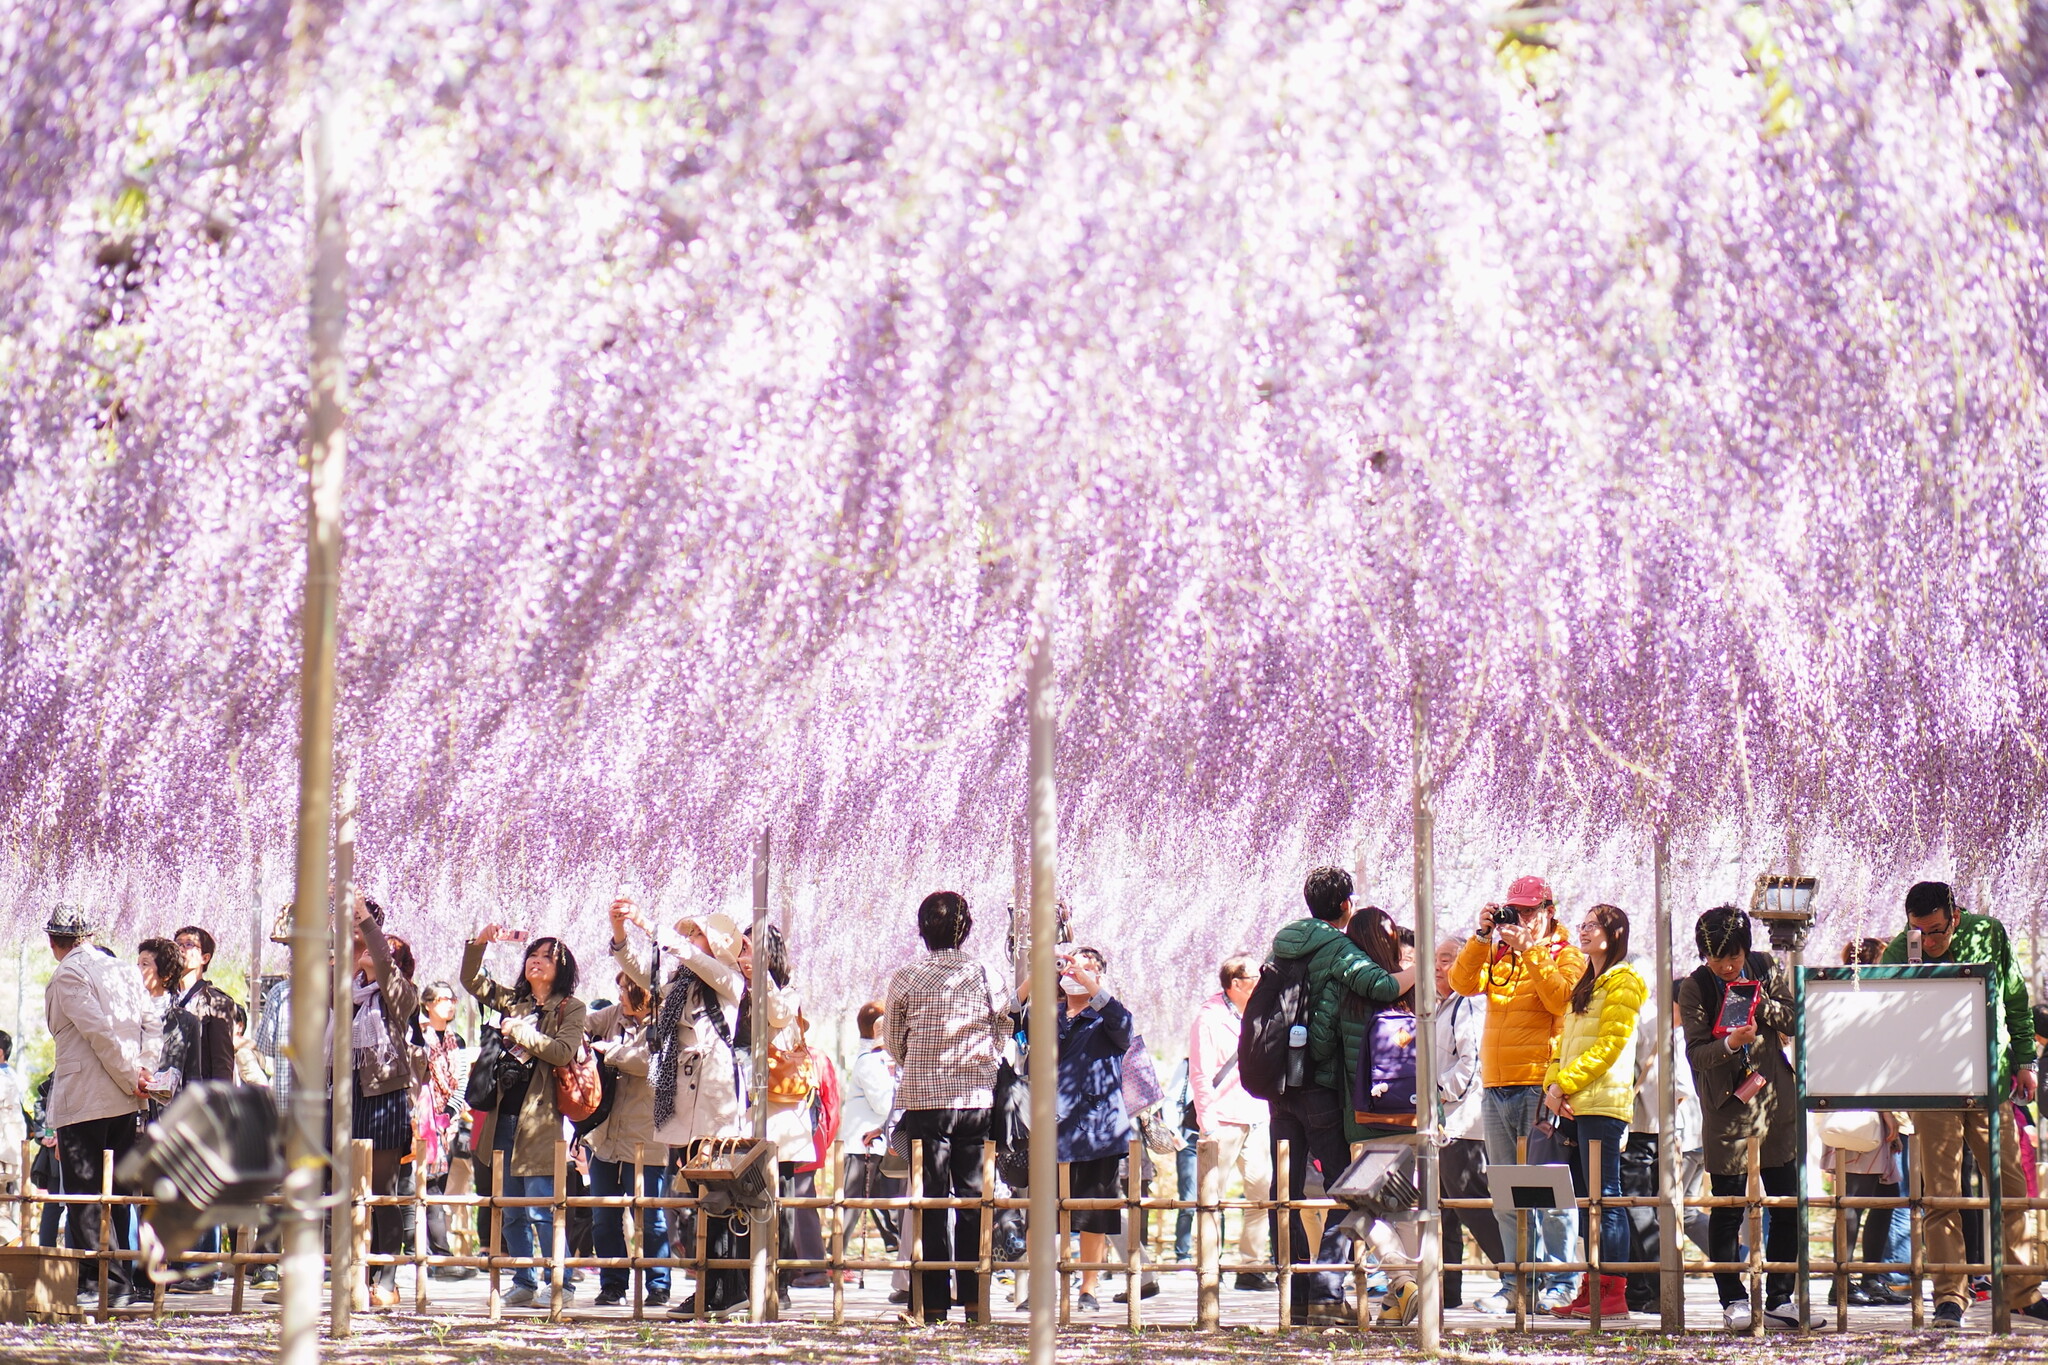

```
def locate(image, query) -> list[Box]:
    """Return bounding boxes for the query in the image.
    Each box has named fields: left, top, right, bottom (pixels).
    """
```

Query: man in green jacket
left=1265, top=867, right=1412, bottom=1321
left=1880, top=880, right=2048, bottom=1327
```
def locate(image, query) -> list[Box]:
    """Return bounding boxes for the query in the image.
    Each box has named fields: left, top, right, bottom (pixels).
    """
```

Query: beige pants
left=1210, top=1122, right=1273, bottom=1263
left=1917, top=1105, right=2040, bottom=1310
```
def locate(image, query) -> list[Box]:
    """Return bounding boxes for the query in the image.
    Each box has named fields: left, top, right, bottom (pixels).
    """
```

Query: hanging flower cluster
left=1, top=0, right=2043, bottom=1005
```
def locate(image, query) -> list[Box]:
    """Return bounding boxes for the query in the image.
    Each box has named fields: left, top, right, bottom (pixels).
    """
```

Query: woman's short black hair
left=1695, top=904, right=1751, bottom=960
left=516, top=936, right=579, bottom=1000
left=917, top=891, right=973, bottom=951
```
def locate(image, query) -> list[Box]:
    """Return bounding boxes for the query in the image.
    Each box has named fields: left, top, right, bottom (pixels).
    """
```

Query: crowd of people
left=17, top=870, right=2046, bottom=1329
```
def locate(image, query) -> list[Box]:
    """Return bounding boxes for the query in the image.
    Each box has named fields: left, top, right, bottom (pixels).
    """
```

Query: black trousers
left=1266, top=1085, right=1352, bottom=1305
left=1844, top=1171, right=1900, bottom=1271
left=1441, top=1137, right=1506, bottom=1306
left=1709, top=1162, right=1798, bottom=1307
left=897, top=1107, right=989, bottom=1322
left=58, top=1112, right=142, bottom=1296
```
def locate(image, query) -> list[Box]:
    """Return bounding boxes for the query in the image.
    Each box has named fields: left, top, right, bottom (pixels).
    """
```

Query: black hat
left=1904, top=881, right=1954, bottom=917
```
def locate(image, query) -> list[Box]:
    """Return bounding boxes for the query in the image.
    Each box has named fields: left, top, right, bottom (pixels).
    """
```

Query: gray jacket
left=46, top=945, right=148, bottom=1130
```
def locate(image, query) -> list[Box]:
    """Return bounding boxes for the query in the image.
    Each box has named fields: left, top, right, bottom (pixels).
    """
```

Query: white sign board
left=1804, top=974, right=1989, bottom=1101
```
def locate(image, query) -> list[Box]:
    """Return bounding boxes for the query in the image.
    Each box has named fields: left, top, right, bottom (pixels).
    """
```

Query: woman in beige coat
left=463, top=925, right=588, bottom=1308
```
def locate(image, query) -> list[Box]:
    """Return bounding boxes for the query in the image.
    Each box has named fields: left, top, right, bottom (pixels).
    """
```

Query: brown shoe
left=370, top=1286, right=401, bottom=1309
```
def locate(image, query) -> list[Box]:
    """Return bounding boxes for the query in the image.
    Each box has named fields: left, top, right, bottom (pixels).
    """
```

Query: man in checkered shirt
left=884, top=891, right=1009, bottom=1324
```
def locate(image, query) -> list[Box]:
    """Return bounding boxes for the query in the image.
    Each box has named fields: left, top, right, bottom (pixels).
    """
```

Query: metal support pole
left=1653, top=828, right=1683, bottom=1330
left=1411, top=685, right=1441, bottom=1354
left=1026, top=620, right=1059, bottom=1365
left=749, top=827, right=772, bottom=1322
left=280, top=85, right=347, bottom=1365
left=331, top=769, right=358, bottom=1336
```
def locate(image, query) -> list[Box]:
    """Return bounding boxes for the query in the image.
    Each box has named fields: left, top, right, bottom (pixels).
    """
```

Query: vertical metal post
left=1653, top=828, right=1682, bottom=1330
left=1411, top=684, right=1440, bottom=1354
left=1026, top=620, right=1059, bottom=1365
left=331, top=769, right=358, bottom=1336
left=280, top=82, right=347, bottom=1365
left=1990, top=974, right=2011, bottom=1336
left=749, top=828, right=771, bottom=1322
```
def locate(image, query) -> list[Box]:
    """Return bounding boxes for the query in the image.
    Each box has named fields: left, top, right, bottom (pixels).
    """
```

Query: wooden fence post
left=549, top=1139, right=568, bottom=1321
left=1195, top=1137, right=1220, bottom=1330
left=1909, top=1136, right=1925, bottom=1331
left=1274, top=1139, right=1291, bottom=1330
left=1125, top=1137, right=1143, bottom=1331
left=908, top=1139, right=924, bottom=1323
left=1587, top=1137, right=1603, bottom=1332
left=1832, top=1148, right=1849, bottom=1333
left=979, top=1140, right=996, bottom=1324
left=1746, top=1135, right=1763, bottom=1339
left=487, top=1149, right=504, bottom=1321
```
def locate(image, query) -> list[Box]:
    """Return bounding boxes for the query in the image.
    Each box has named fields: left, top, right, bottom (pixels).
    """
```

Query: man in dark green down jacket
left=1879, top=881, right=2048, bottom=1328
left=1265, top=867, right=1409, bottom=1320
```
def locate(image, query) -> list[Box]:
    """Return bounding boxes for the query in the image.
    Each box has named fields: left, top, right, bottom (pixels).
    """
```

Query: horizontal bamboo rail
left=15, top=1132, right=2040, bottom=1330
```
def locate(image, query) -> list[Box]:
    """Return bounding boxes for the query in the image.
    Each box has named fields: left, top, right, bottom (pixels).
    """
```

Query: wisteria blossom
left=1, top=0, right=2043, bottom=1020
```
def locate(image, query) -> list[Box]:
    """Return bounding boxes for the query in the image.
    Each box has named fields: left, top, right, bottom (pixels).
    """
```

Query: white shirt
left=0, top=1063, right=26, bottom=1154
left=841, top=1041, right=898, bottom=1154
left=1436, top=992, right=1487, bottom=1142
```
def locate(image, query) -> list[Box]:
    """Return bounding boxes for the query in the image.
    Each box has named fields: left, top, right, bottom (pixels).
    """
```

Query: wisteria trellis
left=1, top=0, right=2045, bottom=1017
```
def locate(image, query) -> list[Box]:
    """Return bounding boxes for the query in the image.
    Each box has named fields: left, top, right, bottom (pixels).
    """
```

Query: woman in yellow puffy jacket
left=1541, top=903, right=1645, bottom=1319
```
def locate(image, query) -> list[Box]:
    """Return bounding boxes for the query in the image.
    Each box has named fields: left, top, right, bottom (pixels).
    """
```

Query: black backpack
left=1237, top=954, right=1317, bottom=1101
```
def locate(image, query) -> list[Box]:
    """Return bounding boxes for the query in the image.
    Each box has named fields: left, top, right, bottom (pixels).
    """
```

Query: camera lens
left=1491, top=906, right=1520, bottom=927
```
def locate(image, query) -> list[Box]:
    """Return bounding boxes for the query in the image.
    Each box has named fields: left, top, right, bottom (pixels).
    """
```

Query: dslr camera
left=1486, top=904, right=1520, bottom=928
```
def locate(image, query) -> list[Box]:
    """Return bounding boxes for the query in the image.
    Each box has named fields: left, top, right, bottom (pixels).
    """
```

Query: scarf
left=652, top=966, right=732, bottom=1128
left=352, top=978, right=396, bottom=1073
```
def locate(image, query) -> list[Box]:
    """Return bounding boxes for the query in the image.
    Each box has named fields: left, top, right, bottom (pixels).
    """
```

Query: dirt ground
left=3, top=1320, right=2048, bottom=1365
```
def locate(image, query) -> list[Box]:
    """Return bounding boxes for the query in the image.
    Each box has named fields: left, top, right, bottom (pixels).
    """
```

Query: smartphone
left=1733, top=1070, right=1769, bottom=1103
left=504, top=929, right=529, bottom=944
left=1712, top=981, right=1759, bottom=1038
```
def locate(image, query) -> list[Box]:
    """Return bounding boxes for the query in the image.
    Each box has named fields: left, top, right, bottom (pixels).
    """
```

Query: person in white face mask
left=1017, top=945, right=1134, bottom=1311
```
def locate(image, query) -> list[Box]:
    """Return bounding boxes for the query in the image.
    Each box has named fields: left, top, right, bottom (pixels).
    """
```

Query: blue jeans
left=590, top=1160, right=670, bottom=1297
left=501, top=1173, right=554, bottom=1291
left=1481, top=1086, right=1574, bottom=1300
left=1562, top=1115, right=1631, bottom=1268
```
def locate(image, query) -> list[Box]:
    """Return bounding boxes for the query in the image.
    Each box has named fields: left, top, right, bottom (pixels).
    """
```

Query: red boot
left=1595, top=1274, right=1631, bottom=1318
left=1553, top=1278, right=1593, bottom=1318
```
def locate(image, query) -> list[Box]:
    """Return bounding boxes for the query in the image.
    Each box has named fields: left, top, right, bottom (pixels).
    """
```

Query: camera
left=1487, top=905, right=1520, bottom=928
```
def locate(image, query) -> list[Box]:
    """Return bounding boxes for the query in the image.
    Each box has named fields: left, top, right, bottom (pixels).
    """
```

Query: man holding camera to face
left=1448, top=875, right=1587, bottom=1314
left=1879, top=880, right=2048, bottom=1327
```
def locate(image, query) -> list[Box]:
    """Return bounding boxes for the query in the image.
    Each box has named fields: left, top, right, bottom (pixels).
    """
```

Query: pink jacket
left=1187, top=992, right=1267, bottom=1131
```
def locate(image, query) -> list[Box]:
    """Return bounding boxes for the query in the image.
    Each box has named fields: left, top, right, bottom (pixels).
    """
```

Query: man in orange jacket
left=1448, top=875, right=1588, bottom=1314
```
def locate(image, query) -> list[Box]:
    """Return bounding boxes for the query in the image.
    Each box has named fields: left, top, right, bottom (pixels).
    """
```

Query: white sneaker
left=1536, top=1284, right=1576, bottom=1313
left=1762, top=1302, right=1829, bottom=1330
left=502, top=1284, right=538, bottom=1307
left=1723, top=1301, right=1754, bottom=1330
left=1472, top=1291, right=1513, bottom=1316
